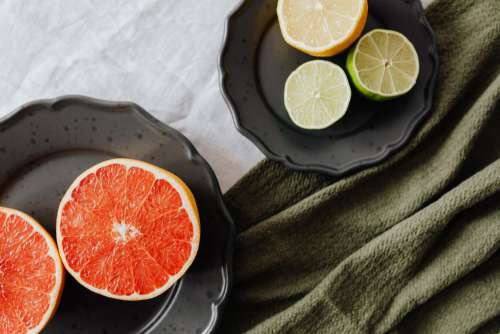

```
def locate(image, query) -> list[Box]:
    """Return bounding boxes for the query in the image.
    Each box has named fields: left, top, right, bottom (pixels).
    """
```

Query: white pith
left=56, top=158, right=201, bottom=301
left=112, top=222, right=140, bottom=242
left=277, top=0, right=365, bottom=52
left=0, top=207, right=64, bottom=334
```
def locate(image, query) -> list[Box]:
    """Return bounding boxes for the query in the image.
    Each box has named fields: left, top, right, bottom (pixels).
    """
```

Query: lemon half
left=277, top=0, right=368, bottom=57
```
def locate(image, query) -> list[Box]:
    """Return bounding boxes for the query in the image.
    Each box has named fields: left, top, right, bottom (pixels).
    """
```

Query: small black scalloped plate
left=0, top=96, right=233, bottom=334
left=219, top=0, right=439, bottom=175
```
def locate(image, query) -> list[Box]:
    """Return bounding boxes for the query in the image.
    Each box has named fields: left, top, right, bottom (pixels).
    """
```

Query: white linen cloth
left=0, top=0, right=431, bottom=192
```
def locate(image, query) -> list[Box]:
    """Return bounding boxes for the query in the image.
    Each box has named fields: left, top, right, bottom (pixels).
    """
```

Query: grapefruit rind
left=56, top=158, right=200, bottom=301
left=0, top=207, right=64, bottom=334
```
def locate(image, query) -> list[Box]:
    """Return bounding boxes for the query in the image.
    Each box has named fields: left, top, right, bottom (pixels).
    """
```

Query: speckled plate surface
left=220, top=0, right=438, bottom=175
left=0, top=96, right=234, bottom=334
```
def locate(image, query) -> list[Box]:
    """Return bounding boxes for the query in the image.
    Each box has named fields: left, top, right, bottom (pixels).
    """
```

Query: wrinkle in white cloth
left=0, top=0, right=431, bottom=191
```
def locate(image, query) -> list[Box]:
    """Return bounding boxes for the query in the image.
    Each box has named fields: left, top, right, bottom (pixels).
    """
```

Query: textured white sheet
left=0, top=0, right=432, bottom=192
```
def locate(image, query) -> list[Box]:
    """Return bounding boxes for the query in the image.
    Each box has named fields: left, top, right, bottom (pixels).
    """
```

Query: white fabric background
left=0, top=0, right=431, bottom=192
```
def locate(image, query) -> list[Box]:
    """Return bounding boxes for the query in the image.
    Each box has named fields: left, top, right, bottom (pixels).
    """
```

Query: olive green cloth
left=218, top=0, right=500, bottom=333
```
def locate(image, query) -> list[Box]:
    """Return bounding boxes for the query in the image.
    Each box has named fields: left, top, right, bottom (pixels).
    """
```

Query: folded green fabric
left=218, top=0, right=500, bottom=333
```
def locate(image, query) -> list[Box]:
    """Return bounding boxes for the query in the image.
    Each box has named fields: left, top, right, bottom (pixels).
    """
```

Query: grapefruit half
left=0, top=207, right=64, bottom=334
left=56, top=159, right=200, bottom=301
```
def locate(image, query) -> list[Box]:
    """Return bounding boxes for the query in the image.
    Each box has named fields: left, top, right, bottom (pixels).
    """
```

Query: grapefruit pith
left=56, top=159, right=200, bottom=301
left=0, top=207, right=64, bottom=334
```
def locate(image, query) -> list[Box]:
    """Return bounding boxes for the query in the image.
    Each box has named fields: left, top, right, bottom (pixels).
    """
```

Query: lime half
left=284, top=60, right=351, bottom=130
left=346, top=29, right=420, bottom=101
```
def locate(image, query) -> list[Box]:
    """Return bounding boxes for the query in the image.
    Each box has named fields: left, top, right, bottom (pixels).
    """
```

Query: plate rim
left=218, top=0, right=440, bottom=176
left=0, top=95, right=235, bottom=334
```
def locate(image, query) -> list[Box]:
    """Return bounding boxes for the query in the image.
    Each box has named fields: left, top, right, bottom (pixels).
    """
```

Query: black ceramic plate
left=0, top=96, right=233, bottom=334
left=220, top=0, right=438, bottom=175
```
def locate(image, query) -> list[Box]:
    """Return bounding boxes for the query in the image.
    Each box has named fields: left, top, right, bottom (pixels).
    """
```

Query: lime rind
left=346, top=29, right=420, bottom=101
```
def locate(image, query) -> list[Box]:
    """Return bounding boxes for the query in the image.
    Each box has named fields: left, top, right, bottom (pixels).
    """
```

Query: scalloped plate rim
left=218, top=0, right=440, bottom=176
left=0, top=95, right=235, bottom=334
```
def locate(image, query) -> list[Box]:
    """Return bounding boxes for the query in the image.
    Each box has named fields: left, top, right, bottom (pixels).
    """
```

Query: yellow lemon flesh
left=277, top=0, right=368, bottom=57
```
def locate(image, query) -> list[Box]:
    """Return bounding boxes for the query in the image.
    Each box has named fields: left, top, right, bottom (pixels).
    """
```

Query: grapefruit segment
left=0, top=207, right=64, bottom=334
left=57, top=159, right=200, bottom=301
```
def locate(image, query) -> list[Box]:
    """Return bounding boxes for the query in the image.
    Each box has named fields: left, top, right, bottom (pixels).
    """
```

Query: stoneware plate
left=220, top=0, right=438, bottom=175
left=0, top=96, right=233, bottom=334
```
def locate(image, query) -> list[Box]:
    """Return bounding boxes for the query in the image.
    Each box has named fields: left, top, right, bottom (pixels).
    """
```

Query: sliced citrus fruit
left=284, top=60, right=351, bottom=130
left=346, top=29, right=420, bottom=101
left=0, top=207, right=64, bottom=334
left=277, top=0, right=368, bottom=57
left=56, top=158, right=200, bottom=301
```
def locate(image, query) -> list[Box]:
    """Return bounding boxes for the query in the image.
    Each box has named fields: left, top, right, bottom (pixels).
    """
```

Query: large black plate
left=220, top=0, right=438, bottom=175
left=0, top=96, right=233, bottom=334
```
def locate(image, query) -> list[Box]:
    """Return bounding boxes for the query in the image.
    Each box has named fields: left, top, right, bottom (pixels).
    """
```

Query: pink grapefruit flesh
left=0, top=207, right=64, bottom=334
left=56, top=159, right=200, bottom=301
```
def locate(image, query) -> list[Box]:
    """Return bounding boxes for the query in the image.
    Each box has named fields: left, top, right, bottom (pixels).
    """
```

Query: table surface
left=0, top=0, right=432, bottom=192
